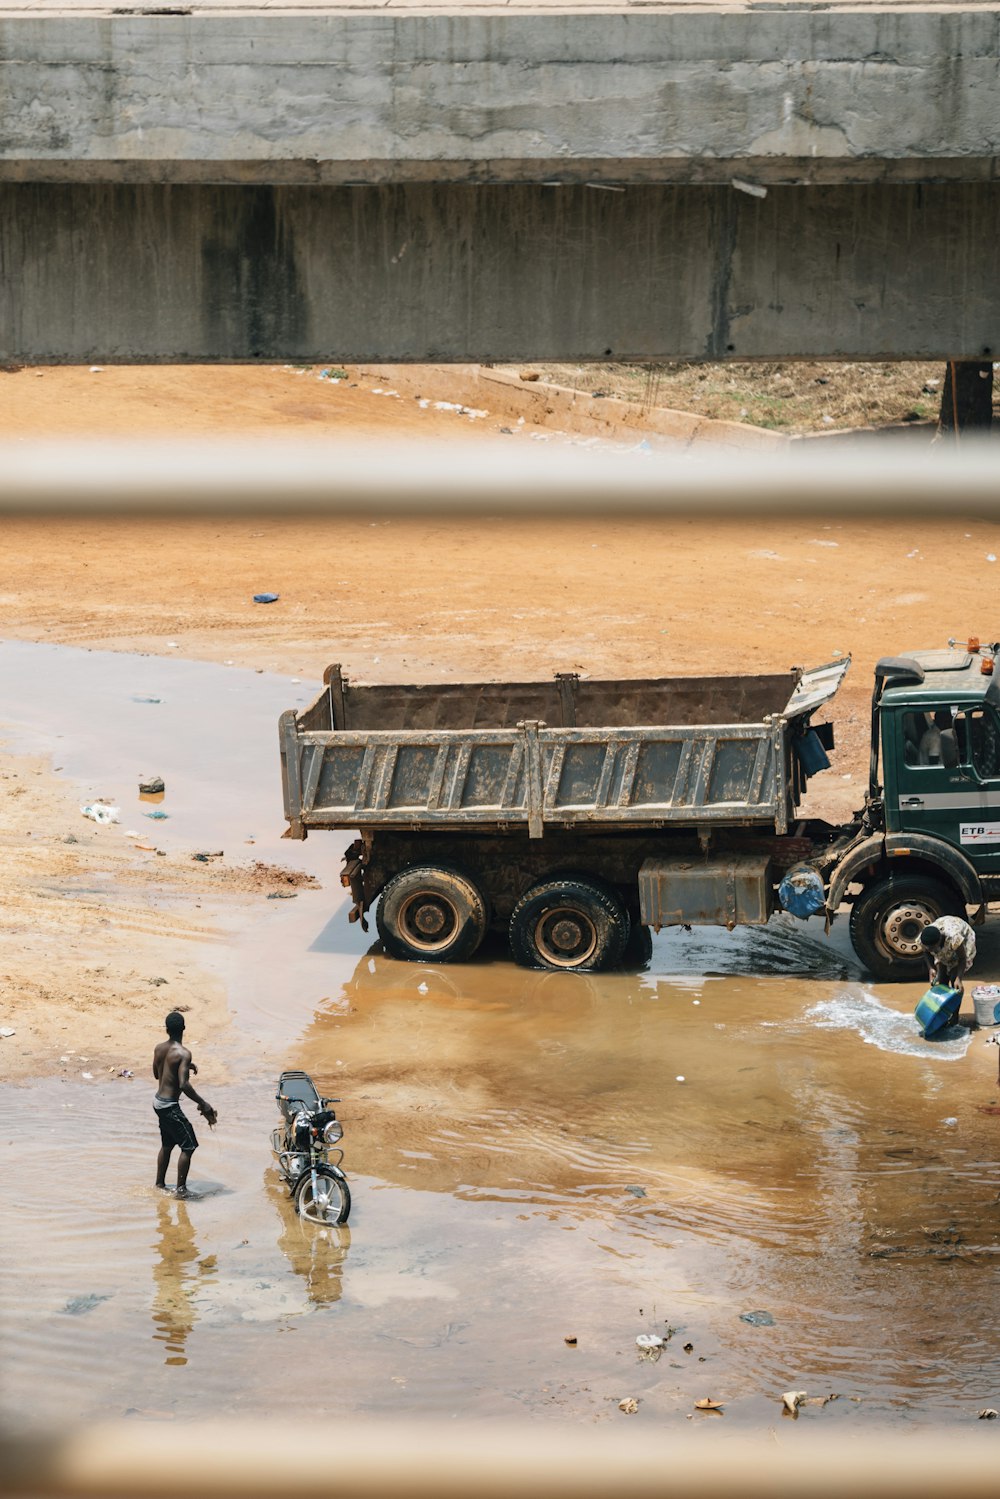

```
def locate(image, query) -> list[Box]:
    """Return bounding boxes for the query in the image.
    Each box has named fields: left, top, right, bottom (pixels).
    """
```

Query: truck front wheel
left=509, top=876, right=630, bottom=972
left=848, top=875, right=964, bottom=982
left=376, top=864, right=489, bottom=964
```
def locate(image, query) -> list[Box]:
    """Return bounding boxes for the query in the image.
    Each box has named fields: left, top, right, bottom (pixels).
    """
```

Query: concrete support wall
left=2, top=182, right=997, bottom=362
left=0, top=10, right=998, bottom=186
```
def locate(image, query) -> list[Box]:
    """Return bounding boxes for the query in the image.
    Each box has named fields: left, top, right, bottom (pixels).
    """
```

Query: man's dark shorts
left=154, top=1101, right=199, bottom=1153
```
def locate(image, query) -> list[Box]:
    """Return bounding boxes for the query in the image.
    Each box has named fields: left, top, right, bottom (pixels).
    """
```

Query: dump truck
left=279, top=640, right=1000, bottom=978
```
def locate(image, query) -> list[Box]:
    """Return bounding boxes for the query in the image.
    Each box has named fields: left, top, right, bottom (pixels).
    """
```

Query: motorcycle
left=271, top=1070, right=351, bottom=1224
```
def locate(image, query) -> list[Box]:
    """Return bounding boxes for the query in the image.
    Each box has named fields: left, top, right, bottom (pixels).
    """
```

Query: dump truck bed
left=280, top=659, right=849, bottom=840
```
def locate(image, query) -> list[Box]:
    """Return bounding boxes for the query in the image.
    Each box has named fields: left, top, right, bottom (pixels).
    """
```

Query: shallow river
left=2, top=642, right=999, bottom=1431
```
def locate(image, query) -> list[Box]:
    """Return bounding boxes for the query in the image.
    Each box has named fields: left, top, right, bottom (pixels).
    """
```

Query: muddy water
left=2, top=642, right=1000, bottom=1431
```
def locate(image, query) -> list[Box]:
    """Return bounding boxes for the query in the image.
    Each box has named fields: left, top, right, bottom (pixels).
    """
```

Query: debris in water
left=978, top=1409, right=998, bottom=1419
left=139, top=775, right=165, bottom=794
left=62, top=1293, right=112, bottom=1316
left=618, top=1398, right=639, bottom=1415
left=144, top=810, right=169, bottom=820
left=624, top=1184, right=646, bottom=1198
left=694, top=1398, right=724, bottom=1413
left=564, top=1336, right=578, bottom=1346
left=253, top=593, right=280, bottom=604
left=81, top=1072, right=93, bottom=1080
left=781, top=1390, right=807, bottom=1416
left=131, top=696, right=161, bottom=704
left=636, top=1334, right=665, bottom=1349
left=740, top=1310, right=775, bottom=1327
left=81, top=802, right=119, bottom=825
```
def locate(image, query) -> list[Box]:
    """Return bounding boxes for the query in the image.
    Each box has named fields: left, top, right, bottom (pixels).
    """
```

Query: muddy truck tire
left=376, top=863, right=489, bottom=964
left=849, top=874, right=964, bottom=982
left=509, top=874, right=630, bottom=971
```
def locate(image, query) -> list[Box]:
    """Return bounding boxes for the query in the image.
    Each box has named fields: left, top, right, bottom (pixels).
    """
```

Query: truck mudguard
left=827, top=831, right=983, bottom=914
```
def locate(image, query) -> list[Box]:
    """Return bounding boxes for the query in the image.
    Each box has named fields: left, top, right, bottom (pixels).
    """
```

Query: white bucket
left=972, top=985, right=1000, bottom=1027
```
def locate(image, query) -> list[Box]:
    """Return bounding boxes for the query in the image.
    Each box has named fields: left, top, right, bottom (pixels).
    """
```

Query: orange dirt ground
left=3, top=363, right=999, bottom=1076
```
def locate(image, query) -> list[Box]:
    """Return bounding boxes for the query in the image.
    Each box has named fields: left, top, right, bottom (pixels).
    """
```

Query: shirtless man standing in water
left=153, top=1011, right=217, bottom=1195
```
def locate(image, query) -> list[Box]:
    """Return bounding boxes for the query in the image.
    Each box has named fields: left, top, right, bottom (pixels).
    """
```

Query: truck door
left=890, top=705, right=1000, bottom=875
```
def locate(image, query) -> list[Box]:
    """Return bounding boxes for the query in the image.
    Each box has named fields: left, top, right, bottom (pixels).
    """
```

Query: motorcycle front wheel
left=294, top=1165, right=351, bottom=1225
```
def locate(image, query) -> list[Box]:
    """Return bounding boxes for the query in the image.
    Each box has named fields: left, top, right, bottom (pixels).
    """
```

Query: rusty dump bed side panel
left=281, top=661, right=849, bottom=840
left=311, top=666, right=799, bottom=732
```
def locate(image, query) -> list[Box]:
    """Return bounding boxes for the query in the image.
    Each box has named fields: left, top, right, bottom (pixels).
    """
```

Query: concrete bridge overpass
left=1, top=2, right=998, bottom=362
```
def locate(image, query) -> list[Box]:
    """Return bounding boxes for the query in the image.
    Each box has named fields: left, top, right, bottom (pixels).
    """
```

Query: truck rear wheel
left=509, top=875, right=630, bottom=972
left=848, top=875, right=964, bottom=982
left=376, top=864, right=489, bottom=964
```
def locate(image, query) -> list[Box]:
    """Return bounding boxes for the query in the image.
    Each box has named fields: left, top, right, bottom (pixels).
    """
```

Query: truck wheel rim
left=880, top=900, right=938, bottom=959
left=534, top=905, right=599, bottom=967
left=398, top=892, right=460, bottom=953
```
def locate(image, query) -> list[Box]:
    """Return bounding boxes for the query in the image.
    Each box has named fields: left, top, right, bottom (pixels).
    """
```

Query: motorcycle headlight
left=323, top=1119, right=343, bottom=1145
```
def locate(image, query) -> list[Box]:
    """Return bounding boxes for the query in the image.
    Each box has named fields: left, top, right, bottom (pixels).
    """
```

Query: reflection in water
left=151, top=1196, right=216, bottom=1366
left=268, top=1174, right=350, bottom=1308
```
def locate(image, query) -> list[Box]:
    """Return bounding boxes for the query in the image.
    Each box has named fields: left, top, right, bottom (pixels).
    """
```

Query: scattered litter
left=81, top=802, right=120, bottom=825
left=749, top=549, right=782, bottom=561
left=0, top=1027, right=15, bottom=1039
left=781, top=1390, right=807, bottom=1416
left=144, top=810, right=169, bottom=821
left=81, top=1072, right=93, bottom=1080
left=291, top=677, right=301, bottom=684
left=89, top=366, right=103, bottom=374
left=148, top=977, right=169, bottom=986
left=811, top=539, right=839, bottom=548
left=675, top=1075, right=686, bottom=1083
left=134, top=843, right=157, bottom=852
left=63, top=834, right=79, bottom=844
left=267, top=891, right=298, bottom=899
left=694, top=1398, right=724, bottom=1412
left=253, top=593, right=280, bottom=604
left=117, top=1068, right=134, bottom=1079
left=192, top=851, right=224, bottom=862
left=906, top=549, right=920, bottom=559
left=499, top=426, right=514, bottom=435
left=740, top=1310, right=775, bottom=1327
left=624, top=1184, right=646, bottom=1198
left=62, top=1293, right=111, bottom=1316
left=683, top=1343, right=694, bottom=1354
left=564, top=1336, right=578, bottom=1346
left=636, top=1334, right=665, bottom=1360
left=139, top=775, right=165, bottom=794
left=166, top=641, right=178, bottom=649
left=124, top=829, right=139, bottom=837
left=979, top=1409, right=998, bottom=1419
left=618, top=1398, right=639, bottom=1415
left=131, top=696, right=161, bottom=704
left=987, top=555, right=997, bottom=564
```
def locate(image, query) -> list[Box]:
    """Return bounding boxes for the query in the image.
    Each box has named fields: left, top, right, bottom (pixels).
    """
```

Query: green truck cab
left=827, top=640, right=1000, bottom=979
